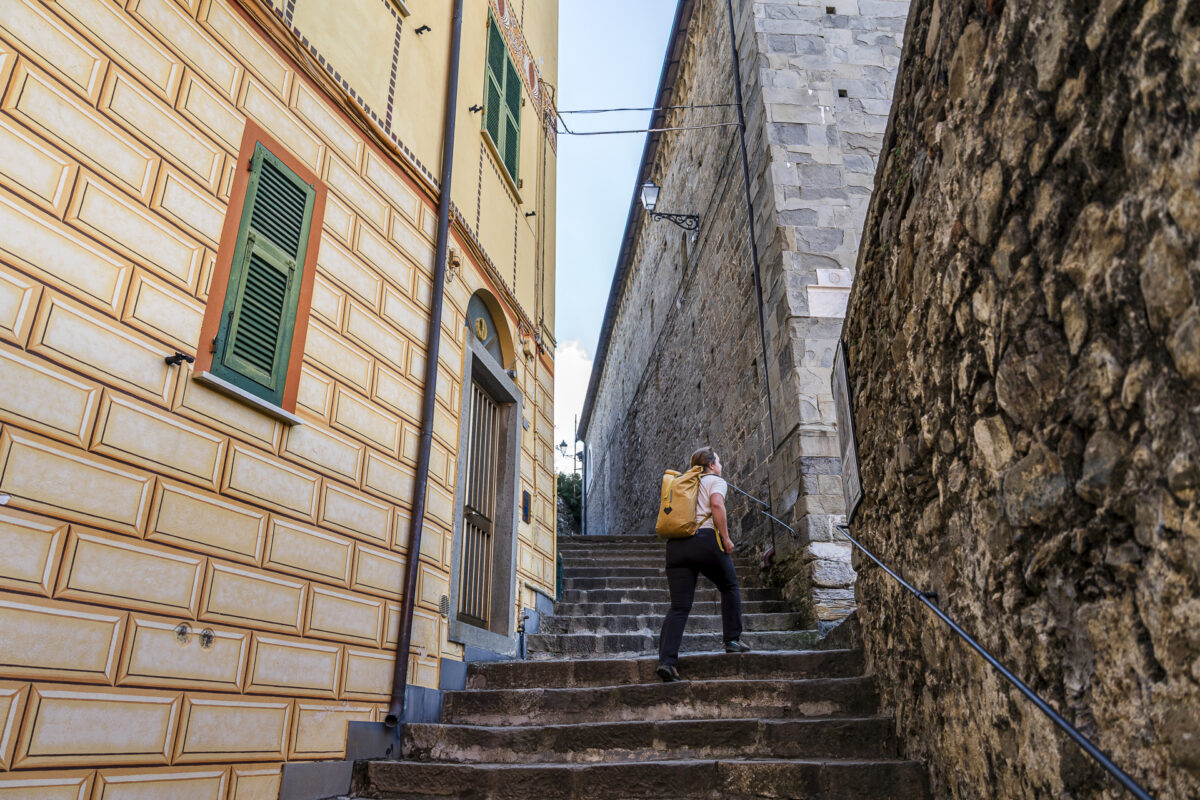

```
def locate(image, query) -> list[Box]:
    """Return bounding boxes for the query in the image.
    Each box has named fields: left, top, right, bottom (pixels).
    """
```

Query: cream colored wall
left=0, top=0, right=554, bottom=796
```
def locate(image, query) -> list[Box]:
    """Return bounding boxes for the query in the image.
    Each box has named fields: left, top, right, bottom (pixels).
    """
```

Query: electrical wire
left=557, top=103, right=737, bottom=114
left=557, top=122, right=740, bottom=136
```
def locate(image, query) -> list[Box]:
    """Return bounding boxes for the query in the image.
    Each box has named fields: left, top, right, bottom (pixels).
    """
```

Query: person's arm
left=711, top=491, right=733, bottom=553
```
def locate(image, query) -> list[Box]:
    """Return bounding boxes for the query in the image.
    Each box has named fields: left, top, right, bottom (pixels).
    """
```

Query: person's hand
left=722, top=535, right=735, bottom=553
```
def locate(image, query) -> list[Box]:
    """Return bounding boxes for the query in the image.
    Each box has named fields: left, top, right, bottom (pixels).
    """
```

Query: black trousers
left=657, top=529, right=743, bottom=666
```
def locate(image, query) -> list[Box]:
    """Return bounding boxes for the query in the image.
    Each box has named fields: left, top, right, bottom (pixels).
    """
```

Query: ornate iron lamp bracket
left=648, top=211, right=700, bottom=230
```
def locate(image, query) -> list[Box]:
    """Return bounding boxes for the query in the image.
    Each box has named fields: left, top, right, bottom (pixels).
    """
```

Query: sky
left=552, top=1, right=678, bottom=473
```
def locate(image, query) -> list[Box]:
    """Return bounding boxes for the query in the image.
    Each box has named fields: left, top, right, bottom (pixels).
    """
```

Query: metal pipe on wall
left=386, top=0, right=464, bottom=727
left=725, top=0, right=776, bottom=454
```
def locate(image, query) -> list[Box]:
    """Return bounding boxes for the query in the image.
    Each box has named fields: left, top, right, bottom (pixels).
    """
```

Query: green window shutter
left=213, top=143, right=314, bottom=406
left=502, top=57, right=521, bottom=180
left=483, top=15, right=520, bottom=183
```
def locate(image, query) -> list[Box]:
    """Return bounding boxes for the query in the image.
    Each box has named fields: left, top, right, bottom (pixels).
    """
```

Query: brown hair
left=690, top=447, right=717, bottom=471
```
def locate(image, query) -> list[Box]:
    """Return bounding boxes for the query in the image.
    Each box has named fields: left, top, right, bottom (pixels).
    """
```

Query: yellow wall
left=0, top=0, right=557, bottom=794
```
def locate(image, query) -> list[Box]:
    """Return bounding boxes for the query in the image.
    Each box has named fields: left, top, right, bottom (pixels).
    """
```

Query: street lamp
left=557, top=436, right=583, bottom=532
left=640, top=181, right=700, bottom=231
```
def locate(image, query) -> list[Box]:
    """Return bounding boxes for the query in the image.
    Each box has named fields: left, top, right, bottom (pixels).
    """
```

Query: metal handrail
left=832, top=524, right=1153, bottom=800
left=719, top=480, right=1155, bottom=799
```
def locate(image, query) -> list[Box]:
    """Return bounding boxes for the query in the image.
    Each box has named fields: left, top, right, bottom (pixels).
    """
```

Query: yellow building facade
left=0, top=0, right=558, bottom=796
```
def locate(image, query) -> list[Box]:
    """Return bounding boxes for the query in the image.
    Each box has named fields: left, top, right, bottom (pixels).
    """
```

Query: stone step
left=466, top=649, right=865, bottom=689
left=540, top=611, right=805, bottom=635
left=402, top=716, right=897, bottom=764
left=557, top=535, right=661, bottom=545
left=564, top=576, right=762, bottom=591
left=561, top=566, right=762, bottom=581
left=553, top=599, right=791, bottom=617
left=559, top=560, right=760, bottom=574
left=560, top=586, right=780, bottom=604
left=526, top=629, right=820, bottom=658
left=441, top=676, right=877, bottom=726
left=356, top=757, right=929, bottom=800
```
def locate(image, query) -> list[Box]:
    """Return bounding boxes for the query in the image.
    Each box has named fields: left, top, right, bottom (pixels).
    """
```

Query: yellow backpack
left=655, top=466, right=712, bottom=539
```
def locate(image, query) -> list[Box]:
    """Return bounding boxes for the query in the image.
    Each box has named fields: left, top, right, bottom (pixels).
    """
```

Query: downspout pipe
left=725, top=0, right=776, bottom=453
left=386, top=0, right=464, bottom=727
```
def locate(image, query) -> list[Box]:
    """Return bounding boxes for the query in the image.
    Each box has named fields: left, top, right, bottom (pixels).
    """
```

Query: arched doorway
left=448, top=291, right=522, bottom=653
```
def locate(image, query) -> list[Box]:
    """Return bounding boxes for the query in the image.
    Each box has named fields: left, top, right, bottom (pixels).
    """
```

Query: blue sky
left=553, top=1, right=677, bottom=470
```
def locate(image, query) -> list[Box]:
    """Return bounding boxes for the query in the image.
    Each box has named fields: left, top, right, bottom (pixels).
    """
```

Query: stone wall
left=582, top=0, right=907, bottom=627
left=583, top=0, right=776, bottom=545
left=845, top=0, right=1200, bottom=797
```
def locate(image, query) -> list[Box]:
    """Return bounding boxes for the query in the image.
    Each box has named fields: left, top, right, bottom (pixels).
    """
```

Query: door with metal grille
left=458, top=380, right=501, bottom=628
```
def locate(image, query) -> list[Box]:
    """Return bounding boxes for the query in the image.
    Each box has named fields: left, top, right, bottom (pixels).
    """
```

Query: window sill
left=195, top=371, right=304, bottom=426
left=481, top=130, right=523, bottom=205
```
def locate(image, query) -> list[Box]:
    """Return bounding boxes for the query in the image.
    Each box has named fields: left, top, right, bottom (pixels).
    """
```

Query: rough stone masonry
left=580, top=0, right=908, bottom=629
left=844, top=0, right=1200, bottom=797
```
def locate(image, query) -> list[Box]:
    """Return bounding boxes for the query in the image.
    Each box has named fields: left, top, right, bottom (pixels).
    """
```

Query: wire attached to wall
left=555, top=102, right=739, bottom=136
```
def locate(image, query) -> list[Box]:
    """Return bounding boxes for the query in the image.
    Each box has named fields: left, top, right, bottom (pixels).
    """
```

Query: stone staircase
left=351, top=535, right=928, bottom=799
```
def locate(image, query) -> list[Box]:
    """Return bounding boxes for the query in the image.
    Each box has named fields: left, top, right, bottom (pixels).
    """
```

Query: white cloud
left=552, top=339, right=592, bottom=475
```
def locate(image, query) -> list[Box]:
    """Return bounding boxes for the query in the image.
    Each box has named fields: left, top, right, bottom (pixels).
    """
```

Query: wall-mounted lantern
left=641, top=181, right=699, bottom=231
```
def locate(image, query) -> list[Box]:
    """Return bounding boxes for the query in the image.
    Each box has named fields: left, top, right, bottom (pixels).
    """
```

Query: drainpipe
left=386, top=0, right=464, bottom=727
left=725, top=0, right=776, bottom=453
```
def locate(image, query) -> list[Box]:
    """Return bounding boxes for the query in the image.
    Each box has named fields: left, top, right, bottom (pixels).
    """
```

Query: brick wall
left=0, top=0, right=556, bottom=795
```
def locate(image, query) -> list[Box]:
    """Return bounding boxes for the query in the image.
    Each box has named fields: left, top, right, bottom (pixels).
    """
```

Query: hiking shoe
left=655, top=663, right=682, bottom=682
left=724, top=639, right=751, bottom=654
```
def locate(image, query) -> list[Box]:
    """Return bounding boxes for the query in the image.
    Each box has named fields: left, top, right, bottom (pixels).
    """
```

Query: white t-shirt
left=695, top=474, right=727, bottom=527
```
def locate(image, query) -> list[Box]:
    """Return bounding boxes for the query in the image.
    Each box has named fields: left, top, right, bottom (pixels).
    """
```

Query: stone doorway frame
left=447, top=334, right=523, bottom=656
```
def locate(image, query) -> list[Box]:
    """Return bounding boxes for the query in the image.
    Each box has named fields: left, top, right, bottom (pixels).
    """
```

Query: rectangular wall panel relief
left=67, top=173, right=205, bottom=293
left=229, top=763, right=282, bottom=800
left=304, top=584, right=383, bottom=647
left=303, top=321, right=373, bottom=394
left=0, top=265, right=42, bottom=348
left=0, top=190, right=131, bottom=316
left=3, top=62, right=158, bottom=202
left=91, top=392, right=227, bottom=491
left=292, top=81, right=362, bottom=170
left=0, top=682, right=30, bottom=770
left=340, top=648, right=392, bottom=700
left=173, top=694, right=292, bottom=762
left=173, top=371, right=281, bottom=450
left=0, top=506, right=68, bottom=596
left=0, top=344, right=100, bottom=448
left=289, top=701, right=374, bottom=759
left=48, top=0, right=186, bottom=101
left=0, top=115, right=77, bottom=217
left=177, top=71, right=244, bottom=155
left=29, top=293, right=177, bottom=406
left=14, top=686, right=181, bottom=768
left=0, top=428, right=155, bottom=536
left=0, top=0, right=107, bottom=102
left=351, top=544, right=405, bottom=600
left=221, top=444, right=321, bottom=521
left=151, top=167, right=225, bottom=248
left=147, top=479, right=267, bottom=564
left=91, top=766, right=229, bottom=799
left=117, top=614, right=249, bottom=692
left=263, top=517, right=353, bottom=586
left=0, top=768, right=95, bottom=798
left=280, top=422, right=364, bottom=485
left=99, top=68, right=224, bottom=192
left=0, top=595, right=125, bottom=683
left=317, top=482, right=391, bottom=547
left=56, top=528, right=204, bottom=617
left=199, top=562, right=307, bottom=635
left=245, top=633, right=341, bottom=698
